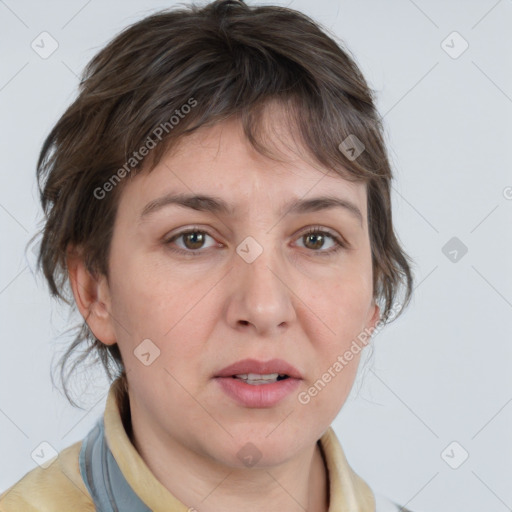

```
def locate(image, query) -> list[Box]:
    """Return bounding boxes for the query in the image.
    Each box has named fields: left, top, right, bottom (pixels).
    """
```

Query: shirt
left=0, top=377, right=413, bottom=511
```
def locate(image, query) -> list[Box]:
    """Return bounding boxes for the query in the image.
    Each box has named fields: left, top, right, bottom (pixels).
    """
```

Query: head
left=34, top=0, right=413, bottom=466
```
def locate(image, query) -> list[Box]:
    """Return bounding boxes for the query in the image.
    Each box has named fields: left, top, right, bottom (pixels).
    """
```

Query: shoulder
left=0, top=441, right=95, bottom=512
left=374, top=492, right=417, bottom=512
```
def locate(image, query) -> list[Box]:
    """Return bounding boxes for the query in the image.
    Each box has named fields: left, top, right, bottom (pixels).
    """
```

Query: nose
left=225, top=237, right=297, bottom=337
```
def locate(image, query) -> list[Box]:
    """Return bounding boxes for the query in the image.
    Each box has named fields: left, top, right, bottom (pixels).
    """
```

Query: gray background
left=1, top=0, right=511, bottom=510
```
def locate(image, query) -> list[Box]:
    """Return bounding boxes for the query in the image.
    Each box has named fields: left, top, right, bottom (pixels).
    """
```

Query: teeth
left=234, top=373, right=286, bottom=385
left=236, top=373, right=280, bottom=380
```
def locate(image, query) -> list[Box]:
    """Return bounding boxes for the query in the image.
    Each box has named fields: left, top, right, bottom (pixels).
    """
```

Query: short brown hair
left=34, top=0, right=414, bottom=406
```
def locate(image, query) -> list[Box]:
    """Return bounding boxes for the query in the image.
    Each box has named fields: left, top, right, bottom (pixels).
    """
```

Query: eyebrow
left=139, top=192, right=363, bottom=226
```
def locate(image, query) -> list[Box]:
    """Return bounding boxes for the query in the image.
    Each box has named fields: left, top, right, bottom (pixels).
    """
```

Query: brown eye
left=165, top=229, right=217, bottom=255
left=303, top=232, right=325, bottom=250
left=182, top=231, right=207, bottom=250
left=296, top=227, right=345, bottom=255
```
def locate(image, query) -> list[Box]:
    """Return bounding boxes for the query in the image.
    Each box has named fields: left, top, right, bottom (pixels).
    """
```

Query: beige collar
left=104, top=378, right=375, bottom=512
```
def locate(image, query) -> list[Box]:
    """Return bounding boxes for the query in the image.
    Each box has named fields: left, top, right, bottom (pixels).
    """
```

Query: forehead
left=120, top=115, right=367, bottom=223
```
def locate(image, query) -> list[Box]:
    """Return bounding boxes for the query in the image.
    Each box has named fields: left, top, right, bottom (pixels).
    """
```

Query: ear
left=365, top=299, right=381, bottom=332
left=66, top=247, right=117, bottom=346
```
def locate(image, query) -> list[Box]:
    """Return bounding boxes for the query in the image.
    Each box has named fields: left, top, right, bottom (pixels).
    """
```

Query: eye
left=164, top=225, right=346, bottom=257
left=164, top=227, right=218, bottom=255
left=295, top=226, right=346, bottom=255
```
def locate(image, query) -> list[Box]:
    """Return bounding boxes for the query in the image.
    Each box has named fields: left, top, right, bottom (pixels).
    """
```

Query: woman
left=0, top=1, right=415, bottom=510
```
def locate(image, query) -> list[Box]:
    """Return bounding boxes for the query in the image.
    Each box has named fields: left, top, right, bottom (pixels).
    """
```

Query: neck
left=129, top=405, right=329, bottom=512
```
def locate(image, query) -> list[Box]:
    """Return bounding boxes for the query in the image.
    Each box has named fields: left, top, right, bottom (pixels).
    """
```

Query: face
left=80, top=113, right=379, bottom=469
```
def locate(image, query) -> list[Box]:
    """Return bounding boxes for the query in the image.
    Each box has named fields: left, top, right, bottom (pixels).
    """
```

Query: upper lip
left=215, top=358, right=303, bottom=379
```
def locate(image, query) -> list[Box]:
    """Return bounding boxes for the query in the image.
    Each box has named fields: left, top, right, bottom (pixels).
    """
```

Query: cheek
left=105, top=251, right=175, bottom=355
left=298, top=350, right=362, bottom=428
left=301, top=270, right=372, bottom=404
left=107, top=251, right=211, bottom=375
left=311, top=272, right=373, bottom=338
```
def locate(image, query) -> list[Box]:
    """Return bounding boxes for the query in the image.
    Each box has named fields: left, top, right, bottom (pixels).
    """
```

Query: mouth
left=230, top=373, right=290, bottom=385
left=214, top=358, right=303, bottom=380
left=214, top=359, right=303, bottom=408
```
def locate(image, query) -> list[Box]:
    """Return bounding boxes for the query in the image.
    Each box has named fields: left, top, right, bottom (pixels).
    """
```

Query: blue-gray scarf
left=79, top=417, right=152, bottom=512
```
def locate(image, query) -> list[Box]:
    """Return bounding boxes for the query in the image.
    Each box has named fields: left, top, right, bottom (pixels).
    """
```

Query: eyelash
left=163, top=225, right=347, bottom=257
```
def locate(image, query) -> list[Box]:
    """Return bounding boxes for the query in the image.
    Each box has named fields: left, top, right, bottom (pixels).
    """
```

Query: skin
left=68, top=111, right=380, bottom=512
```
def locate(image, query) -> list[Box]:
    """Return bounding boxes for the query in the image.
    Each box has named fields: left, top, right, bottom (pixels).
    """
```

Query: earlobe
left=367, top=301, right=381, bottom=331
left=66, top=248, right=117, bottom=346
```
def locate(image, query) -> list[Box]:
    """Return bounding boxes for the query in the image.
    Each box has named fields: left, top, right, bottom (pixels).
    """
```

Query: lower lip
left=215, top=377, right=301, bottom=408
